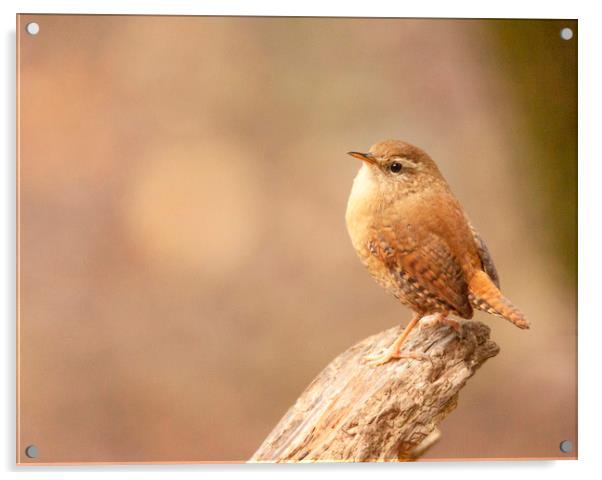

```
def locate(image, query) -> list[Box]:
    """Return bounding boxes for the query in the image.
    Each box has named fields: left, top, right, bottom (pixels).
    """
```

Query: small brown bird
left=346, top=140, right=529, bottom=365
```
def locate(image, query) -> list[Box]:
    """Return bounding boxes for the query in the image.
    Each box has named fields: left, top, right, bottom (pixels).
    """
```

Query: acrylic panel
left=16, top=14, right=577, bottom=464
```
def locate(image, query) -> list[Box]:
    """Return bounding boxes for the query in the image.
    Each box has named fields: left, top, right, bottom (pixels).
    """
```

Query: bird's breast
left=345, top=165, right=381, bottom=256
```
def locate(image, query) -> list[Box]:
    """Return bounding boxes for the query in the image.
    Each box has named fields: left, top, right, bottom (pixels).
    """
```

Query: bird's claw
left=419, top=314, right=464, bottom=338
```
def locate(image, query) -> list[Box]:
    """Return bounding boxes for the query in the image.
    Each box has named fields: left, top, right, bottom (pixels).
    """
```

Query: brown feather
left=468, top=271, right=529, bottom=329
left=368, top=223, right=473, bottom=319
left=466, top=218, right=500, bottom=288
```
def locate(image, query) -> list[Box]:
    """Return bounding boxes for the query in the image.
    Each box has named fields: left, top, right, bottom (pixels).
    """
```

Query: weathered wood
left=250, top=318, right=499, bottom=462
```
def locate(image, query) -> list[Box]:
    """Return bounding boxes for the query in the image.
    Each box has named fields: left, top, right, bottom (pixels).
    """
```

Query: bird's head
left=348, top=140, right=445, bottom=196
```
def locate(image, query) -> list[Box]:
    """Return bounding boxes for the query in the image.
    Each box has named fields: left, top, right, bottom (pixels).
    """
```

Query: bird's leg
left=363, top=313, right=426, bottom=366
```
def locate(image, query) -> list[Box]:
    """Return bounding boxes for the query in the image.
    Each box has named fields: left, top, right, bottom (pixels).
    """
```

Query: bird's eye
left=389, top=162, right=402, bottom=173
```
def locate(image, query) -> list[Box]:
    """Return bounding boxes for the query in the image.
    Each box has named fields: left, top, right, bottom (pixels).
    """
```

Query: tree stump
left=250, top=319, right=499, bottom=462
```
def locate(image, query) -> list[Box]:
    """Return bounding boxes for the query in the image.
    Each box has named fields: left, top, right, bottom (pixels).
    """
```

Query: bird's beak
left=347, top=151, right=377, bottom=165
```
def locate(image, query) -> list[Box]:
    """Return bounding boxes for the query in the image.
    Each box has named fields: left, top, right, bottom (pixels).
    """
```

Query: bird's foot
left=363, top=348, right=430, bottom=366
left=419, top=313, right=462, bottom=334
left=439, top=317, right=462, bottom=333
left=418, top=313, right=440, bottom=330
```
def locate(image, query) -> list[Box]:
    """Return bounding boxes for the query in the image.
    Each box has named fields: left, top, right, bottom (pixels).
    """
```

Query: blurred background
left=17, top=15, right=577, bottom=462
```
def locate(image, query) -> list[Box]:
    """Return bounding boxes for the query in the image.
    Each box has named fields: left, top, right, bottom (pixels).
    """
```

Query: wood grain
left=250, top=318, right=499, bottom=462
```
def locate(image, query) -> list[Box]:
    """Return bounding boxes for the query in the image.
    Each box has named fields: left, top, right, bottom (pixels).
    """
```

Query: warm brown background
left=17, top=15, right=577, bottom=463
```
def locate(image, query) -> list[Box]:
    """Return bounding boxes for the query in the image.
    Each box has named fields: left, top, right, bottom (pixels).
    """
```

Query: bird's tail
left=468, top=270, right=530, bottom=329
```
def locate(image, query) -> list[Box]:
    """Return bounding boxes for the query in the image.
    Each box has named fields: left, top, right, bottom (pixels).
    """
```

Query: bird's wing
left=465, top=219, right=500, bottom=288
left=371, top=225, right=472, bottom=318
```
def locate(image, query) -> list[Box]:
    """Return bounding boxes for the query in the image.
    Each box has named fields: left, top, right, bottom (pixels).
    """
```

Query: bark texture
left=250, top=319, right=499, bottom=462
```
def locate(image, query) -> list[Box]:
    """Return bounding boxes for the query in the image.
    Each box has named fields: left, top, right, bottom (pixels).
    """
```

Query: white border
left=2, top=1, right=600, bottom=479
left=1, top=0, right=583, bottom=18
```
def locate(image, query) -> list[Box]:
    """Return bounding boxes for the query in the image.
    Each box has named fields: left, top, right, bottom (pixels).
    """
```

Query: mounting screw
left=560, top=27, right=573, bottom=40
left=25, top=445, right=38, bottom=459
left=559, top=440, right=573, bottom=453
left=25, top=22, right=40, bottom=36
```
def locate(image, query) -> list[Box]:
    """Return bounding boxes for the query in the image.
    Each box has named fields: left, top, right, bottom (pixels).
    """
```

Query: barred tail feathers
left=468, top=270, right=530, bottom=329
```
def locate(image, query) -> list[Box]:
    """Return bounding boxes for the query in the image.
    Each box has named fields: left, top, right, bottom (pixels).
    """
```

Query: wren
left=346, top=140, right=529, bottom=365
